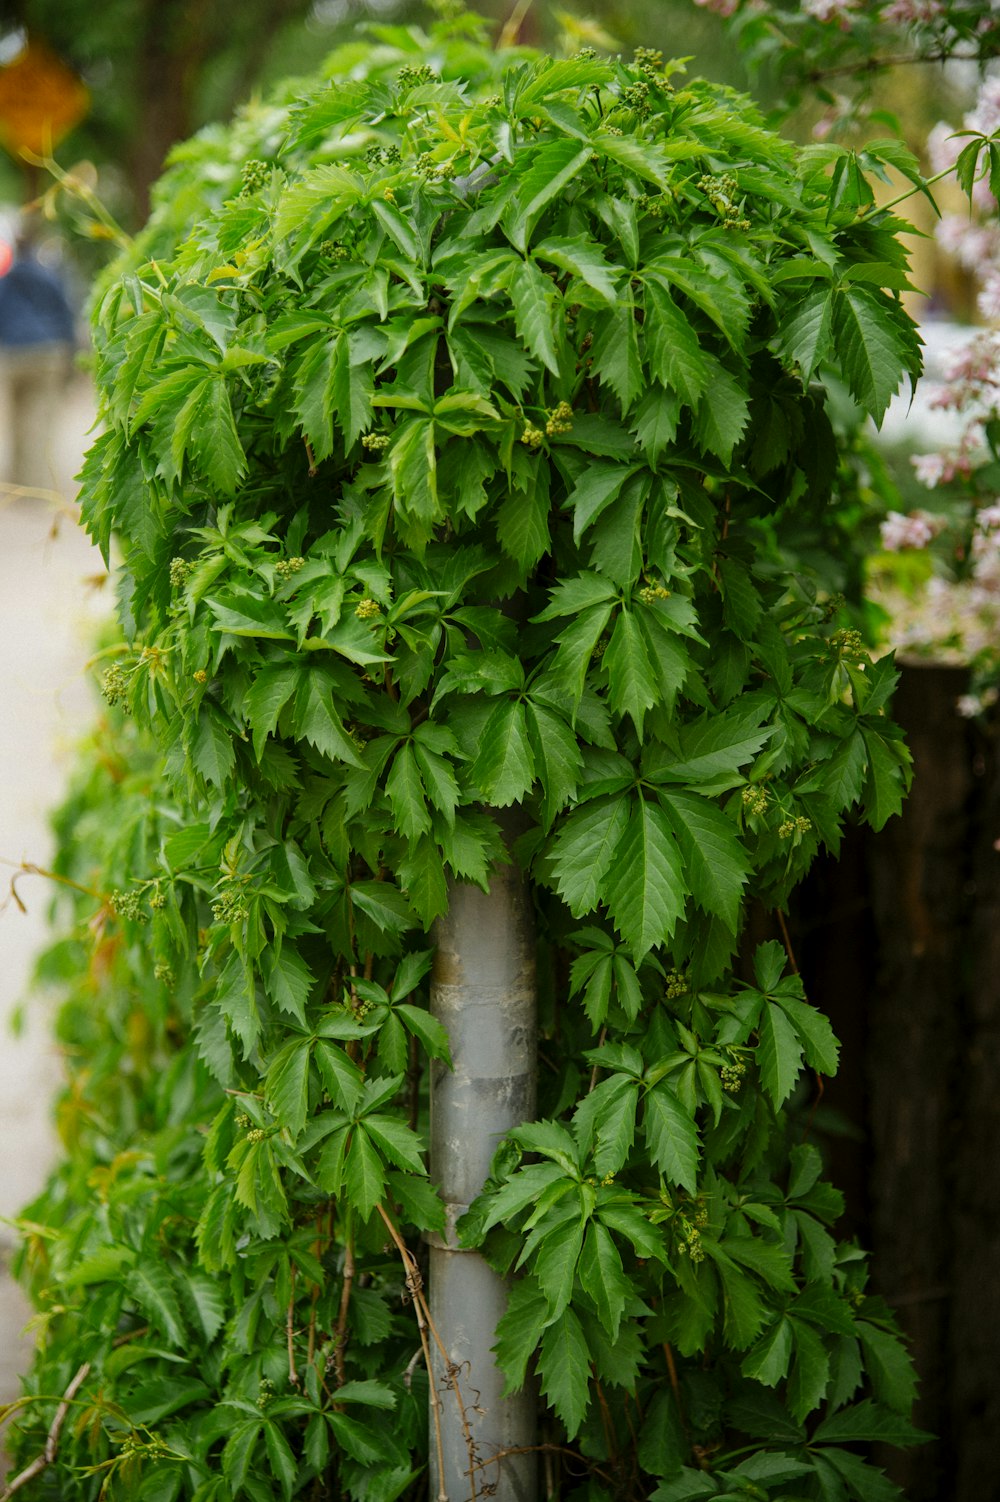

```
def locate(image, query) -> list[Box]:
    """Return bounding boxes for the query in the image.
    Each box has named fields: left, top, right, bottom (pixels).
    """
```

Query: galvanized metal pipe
left=428, top=850, right=537, bottom=1502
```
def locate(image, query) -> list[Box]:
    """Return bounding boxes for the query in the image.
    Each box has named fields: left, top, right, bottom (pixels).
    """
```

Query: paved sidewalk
left=0, top=374, right=110, bottom=1441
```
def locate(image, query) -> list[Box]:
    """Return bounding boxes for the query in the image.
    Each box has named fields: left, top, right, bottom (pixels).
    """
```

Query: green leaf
left=263, top=945, right=314, bottom=1025
left=742, top=1316, right=794, bottom=1387
left=861, top=728, right=906, bottom=830
left=813, top=1399, right=930, bottom=1447
left=533, top=1217, right=584, bottom=1319
left=180, top=1268, right=228, bottom=1343
left=124, top=1263, right=188, bottom=1346
left=469, top=698, right=535, bottom=807
left=856, top=1321, right=919, bottom=1414
left=788, top=1315, right=831, bottom=1421
left=264, top=1419, right=299, bottom=1502
left=494, top=1278, right=549, bottom=1394
left=293, top=668, right=365, bottom=768
left=343, top=1127, right=386, bottom=1220
left=395, top=1002, right=452, bottom=1065
left=513, top=141, right=592, bottom=247
left=659, top=789, right=750, bottom=933
left=590, top=292, right=642, bottom=412
left=386, top=742, right=432, bottom=843
left=314, top=1041, right=364, bottom=1113
left=566, top=462, right=633, bottom=542
left=643, top=1083, right=699, bottom=1192
left=774, top=993, right=840, bottom=1077
left=509, top=258, right=562, bottom=375
left=578, top=1221, right=628, bottom=1339
left=642, top=280, right=711, bottom=406
left=572, top=1072, right=638, bottom=1177
left=605, top=608, right=659, bottom=734
left=525, top=701, right=583, bottom=827
left=363, top=1113, right=426, bottom=1174
left=266, top=1040, right=312, bottom=1138
left=538, top=1306, right=591, bottom=1438
left=757, top=1000, right=805, bottom=1109
left=776, top=286, right=834, bottom=382
left=194, top=375, right=247, bottom=493
left=548, top=794, right=630, bottom=916
left=534, top=236, right=618, bottom=303
left=192, top=705, right=235, bottom=788
left=604, top=799, right=686, bottom=958
left=692, top=367, right=750, bottom=465
left=832, top=287, right=910, bottom=426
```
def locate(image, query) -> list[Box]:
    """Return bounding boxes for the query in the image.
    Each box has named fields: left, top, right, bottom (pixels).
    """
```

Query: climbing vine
left=3, top=11, right=942, bottom=1500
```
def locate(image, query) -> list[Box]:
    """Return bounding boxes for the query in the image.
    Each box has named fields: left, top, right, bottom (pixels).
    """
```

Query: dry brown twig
left=0, top=1361, right=92, bottom=1500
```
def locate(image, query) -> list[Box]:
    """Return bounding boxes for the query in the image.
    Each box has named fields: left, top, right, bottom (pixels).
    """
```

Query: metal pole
left=428, top=844, right=537, bottom=1502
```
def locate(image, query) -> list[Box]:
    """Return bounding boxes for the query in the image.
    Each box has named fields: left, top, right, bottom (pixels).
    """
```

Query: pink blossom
left=927, top=121, right=961, bottom=175
left=911, top=453, right=948, bottom=487
left=940, top=335, right=1000, bottom=383
left=967, top=76, right=1000, bottom=138
left=801, top=0, right=858, bottom=24
left=978, top=504, right=1000, bottom=529
left=880, top=510, right=937, bottom=549
left=979, top=274, right=1000, bottom=322
left=691, top=0, right=740, bottom=13
left=880, top=0, right=943, bottom=20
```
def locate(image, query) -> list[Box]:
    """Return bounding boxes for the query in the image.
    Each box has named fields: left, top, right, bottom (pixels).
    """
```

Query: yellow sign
left=0, top=38, right=89, bottom=160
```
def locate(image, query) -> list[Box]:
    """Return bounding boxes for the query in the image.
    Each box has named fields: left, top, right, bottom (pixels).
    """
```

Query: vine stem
left=376, top=1203, right=478, bottom=1501
left=776, top=907, right=799, bottom=975
left=0, top=1361, right=91, bottom=1500
left=287, top=1263, right=299, bottom=1387
left=334, top=1214, right=355, bottom=1388
left=0, top=857, right=103, bottom=915
left=468, top=1442, right=617, bottom=1488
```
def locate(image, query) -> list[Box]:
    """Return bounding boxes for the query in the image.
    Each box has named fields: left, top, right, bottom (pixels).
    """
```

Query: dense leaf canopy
left=8, top=14, right=925, bottom=1501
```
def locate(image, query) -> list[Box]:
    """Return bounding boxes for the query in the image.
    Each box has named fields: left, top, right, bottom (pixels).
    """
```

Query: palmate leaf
left=124, top=1262, right=188, bottom=1346
left=604, top=608, right=660, bottom=734
left=757, top=1000, right=805, bottom=1109
left=509, top=257, right=562, bottom=375
left=494, top=1278, right=550, bottom=1394
left=604, top=799, right=686, bottom=958
left=470, top=698, right=535, bottom=806
left=534, top=235, right=619, bottom=303
left=643, top=1082, right=700, bottom=1192
left=292, top=666, right=365, bottom=768
left=578, top=1221, right=630, bottom=1340
left=533, top=1216, right=585, bottom=1319
left=547, top=792, right=630, bottom=916
left=831, top=287, right=911, bottom=426
left=659, top=789, right=750, bottom=933
left=539, top=1306, right=591, bottom=1438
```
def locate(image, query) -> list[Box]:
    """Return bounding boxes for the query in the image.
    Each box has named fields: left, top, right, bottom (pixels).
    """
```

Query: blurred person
left=0, top=213, right=75, bottom=498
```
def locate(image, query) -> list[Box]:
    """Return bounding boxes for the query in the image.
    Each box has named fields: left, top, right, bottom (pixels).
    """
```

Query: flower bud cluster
left=239, top=159, right=269, bottom=196
left=520, top=423, right=545, bottom=449
left=110, top=888, right=147, bottom=923
left=101, top=662, right=132, bottom=711
left=169, top=557, right=192, bottom=589
left=274, top=556, right=305, bottom=580
left=742, top=784, right=770, bottom=817
left=212, top=884, right=250, bottom=924
left=778, top=816, right=813, bottom=840
left=362, top=432, right=391, bottom=453
left=355, top=596, right=383, bottom=620
left=545, top=401, right=573, bottom=436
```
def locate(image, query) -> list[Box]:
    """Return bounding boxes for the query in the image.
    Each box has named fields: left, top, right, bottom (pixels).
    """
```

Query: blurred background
left=0, top=3, right=996, bottom=1497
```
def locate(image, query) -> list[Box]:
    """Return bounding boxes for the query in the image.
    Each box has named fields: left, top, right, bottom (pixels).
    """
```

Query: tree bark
left=428, top=837, right=538, bottom=1502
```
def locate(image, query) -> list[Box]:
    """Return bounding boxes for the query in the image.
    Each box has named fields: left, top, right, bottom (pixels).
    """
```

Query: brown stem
left=304, top=438, right=317, bottom=478
left=469, top=1442, right=617, bottom=1488
left=1, top=1362, right=91, bottom=1500
left=662, top=1340, right=692, bottom=1445
left=376, top=1204, right=477, bottom=1500
left=334, top=1222, right=355, bottom=1388
left=407, top=1031, right=421, bottom=1132
left=287, top=1263, right=299, bottom=1387
left=587, top=1025, right=608, bottom=1093
left=776, top=907, right=800, bottom=976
